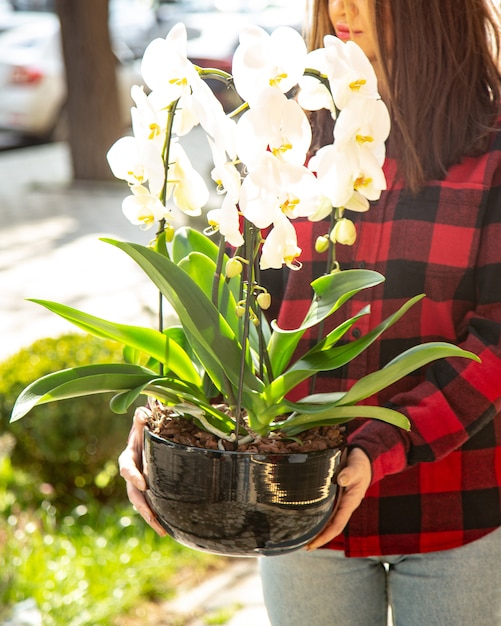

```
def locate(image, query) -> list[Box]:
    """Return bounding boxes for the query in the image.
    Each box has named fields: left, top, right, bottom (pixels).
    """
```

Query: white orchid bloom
left=260, top=213, right=302, bottom=270
left=239, top=152, right=322, bottom=229
left=308, top=143, right=353, bottom=207
left=236, top=87, right=311, bottom=168
left=324, top=37, right=380, bottom=109
left=298, top=48, right=337, bottom=114
left=232, top=25, right=307, bottom=105
left=334, top=97, right=390, bottom=167
left=107, top=136, right=146, bottom=186
left=207, top=194, right=244, bottom=248
left=344, top=190, right=370, bottom=212
left=122, top=184, right=170, bottom=230
left=141, top=23, right=200, bottom=105
left=130, top=86, right=167, bottom=197
left=192, top=78, right=238, bottom=160
left=208, top=137, right=241, bottom=202
left=166, top=142, right=209, bottom=216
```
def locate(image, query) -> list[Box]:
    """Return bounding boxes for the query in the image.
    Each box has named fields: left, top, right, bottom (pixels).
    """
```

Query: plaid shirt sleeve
left=278, top=129, right=501, bottom=556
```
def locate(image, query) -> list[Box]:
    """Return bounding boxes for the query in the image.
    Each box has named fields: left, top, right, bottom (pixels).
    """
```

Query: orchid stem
left=309, top=209, right=337, bottom=394
left=212, top=235, right=226, bottom=307
left=233, top=219, right=256, bottom=446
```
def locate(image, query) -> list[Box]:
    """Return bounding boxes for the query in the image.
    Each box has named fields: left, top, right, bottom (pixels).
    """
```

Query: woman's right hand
left=118, top=407, right=167, bottom=537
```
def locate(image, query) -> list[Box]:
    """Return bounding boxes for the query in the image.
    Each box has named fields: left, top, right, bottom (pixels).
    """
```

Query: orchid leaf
left=336, top=342, right=480, bottom=406
left=268, top=269, right=384, bottom=376
left=26, top=299, right=201, bottom=386
left=279, top=405, right=411, bottom=436
left=110, top=378, right=237, bottom=437
left=179, top=251, right=268, bottom=356
left=101, top=239, right=263, bottom=395
left=172, top=226, right=227, bottom=266
left=266, top=294, right=424, bottom=402
left=11, top=364, right=157, bottom=422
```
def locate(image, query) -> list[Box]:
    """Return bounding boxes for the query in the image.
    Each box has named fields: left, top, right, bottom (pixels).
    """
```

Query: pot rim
left=144, top=425, right=345, bottom=460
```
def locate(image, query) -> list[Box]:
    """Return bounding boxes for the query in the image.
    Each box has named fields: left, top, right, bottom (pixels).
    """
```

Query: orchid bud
left=164, top=224, right=175, bottom=242
left=235, top=304, right=246, bottom=318
left=330, top=218, right=357, bottom=246
left=226, top=258, right=243, bottom=279
left=256, top=292, right=272, bottom=310
left=315, top=235, right=330, bottom=254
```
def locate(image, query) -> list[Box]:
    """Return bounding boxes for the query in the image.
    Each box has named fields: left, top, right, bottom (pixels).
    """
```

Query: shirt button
left=352, top=328, right=361, bottom=338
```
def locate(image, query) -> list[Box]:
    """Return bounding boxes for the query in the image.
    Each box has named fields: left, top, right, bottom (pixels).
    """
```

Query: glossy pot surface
left=144, top=428, right=345, bottom=557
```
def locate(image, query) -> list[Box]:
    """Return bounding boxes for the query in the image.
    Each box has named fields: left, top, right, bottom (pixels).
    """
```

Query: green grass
left=0, top=449, right=225, bottom=626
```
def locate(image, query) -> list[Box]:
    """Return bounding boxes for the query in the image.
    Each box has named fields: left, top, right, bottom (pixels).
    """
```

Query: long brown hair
left=305, top=0, right=501, bottom=192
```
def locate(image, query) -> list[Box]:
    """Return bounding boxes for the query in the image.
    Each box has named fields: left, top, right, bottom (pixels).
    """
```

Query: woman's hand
left=307, top=447, right=372, bottom=550
left=118, top=407, right=167, bottom=537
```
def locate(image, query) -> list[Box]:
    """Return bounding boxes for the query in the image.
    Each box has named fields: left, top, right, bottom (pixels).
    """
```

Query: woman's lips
left=335, top=23, right=361, bottom=42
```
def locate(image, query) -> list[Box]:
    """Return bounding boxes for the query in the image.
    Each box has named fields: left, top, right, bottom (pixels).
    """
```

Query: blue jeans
left=260, top=527, right=501, bottom=626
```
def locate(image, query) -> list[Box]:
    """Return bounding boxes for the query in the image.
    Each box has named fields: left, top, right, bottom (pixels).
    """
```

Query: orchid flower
left=205, top=136, right=244, bottom=247
left=141, top=23, right=200, bottom=105
left=299, top=35, right=380, bottom=116
left=232, top=24, right=307, bottom=105
left=192, top=78, right=238, bottom=160
left=129, top=86, right=167, bottom=197
left=324, top=36, right=380, bottom=110
left=106, top=136, right=146, bottom=186
left=122, top=184, right=170, bottom=230
left=260, top=212, right=302, bottom=270
left=239, top=152, right=322, bottom=230
left=166, top=142, right=209, bottom=216
left=334, top=97, right=390, bottom=167
left=236, top=87, right=311, bottom=168
left=297, top=48, right=337, bottom=115
left=207, top=194, right=244, bottom=248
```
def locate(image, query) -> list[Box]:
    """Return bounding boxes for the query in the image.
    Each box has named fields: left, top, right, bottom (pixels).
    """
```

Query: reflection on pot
left=144, top=428, right=345, bottom=557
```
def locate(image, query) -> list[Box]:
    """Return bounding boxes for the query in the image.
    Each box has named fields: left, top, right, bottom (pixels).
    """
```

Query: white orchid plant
left=11, top=24, right=477, bottom=445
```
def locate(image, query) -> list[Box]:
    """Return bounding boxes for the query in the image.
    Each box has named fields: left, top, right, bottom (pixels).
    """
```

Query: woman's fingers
left=118, top=407, right=167, bottom=537
left=307, top=447, right=372, bottom=550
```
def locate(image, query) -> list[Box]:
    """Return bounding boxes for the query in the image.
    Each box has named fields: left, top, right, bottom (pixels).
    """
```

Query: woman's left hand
left=307, top=447, right=372, bottom=550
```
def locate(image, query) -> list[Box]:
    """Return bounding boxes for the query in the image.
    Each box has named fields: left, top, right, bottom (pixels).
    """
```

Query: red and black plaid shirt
left=277, top=131, right=501, bottom=557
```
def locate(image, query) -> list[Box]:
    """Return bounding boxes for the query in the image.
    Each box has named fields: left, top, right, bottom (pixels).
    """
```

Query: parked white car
left=0, top=12, right=142, bottom=139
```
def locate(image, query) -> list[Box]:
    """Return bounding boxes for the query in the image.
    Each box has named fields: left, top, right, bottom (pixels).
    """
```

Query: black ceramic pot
left=144, top=428, right=345, bottom=557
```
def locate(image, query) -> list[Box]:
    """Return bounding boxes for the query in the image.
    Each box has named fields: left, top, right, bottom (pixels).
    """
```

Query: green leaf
left=279, top=405, right=411, bottom=435
left=266, top=294, right=425, bottom=403
left=11, top=364, right=157, bottom=422
left=178, top=252, right=242, bottom=339
left=172, top=226, right=225, bottom=266
left=337, top=342, right=480, bottom=406
left=27, top=299, right=201, bottom=386
left=268, top=269, right=384, bottom=376
left=101, top=239, right=263, bottom=396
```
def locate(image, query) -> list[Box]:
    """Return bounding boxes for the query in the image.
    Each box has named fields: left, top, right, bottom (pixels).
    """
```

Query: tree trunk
left=56, top=0, right=122, bottom=181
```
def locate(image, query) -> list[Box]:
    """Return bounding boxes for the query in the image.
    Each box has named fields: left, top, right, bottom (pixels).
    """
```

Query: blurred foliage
left=0, top=448, right=223, bottom=625
left=0, top=334, right=138, bottom=511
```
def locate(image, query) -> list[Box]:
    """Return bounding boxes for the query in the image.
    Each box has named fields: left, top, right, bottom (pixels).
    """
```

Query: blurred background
left=0, top=1, right=303, bottom=624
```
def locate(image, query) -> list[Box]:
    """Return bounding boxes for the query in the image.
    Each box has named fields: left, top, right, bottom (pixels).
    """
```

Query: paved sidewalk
left=0, top=139, right=270, bottom=625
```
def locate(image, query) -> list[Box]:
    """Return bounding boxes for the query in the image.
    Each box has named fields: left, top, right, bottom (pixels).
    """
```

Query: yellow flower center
left=354, top=175, right=373, bottom=190
left=169, top=76, right=188, bottom=87
left=127, top=165, right=145, bottom=184
left=349, top=78, right=367, bottom=91
left=139, top=213, right=155, bottom=230
left=148, top=123, right=162, bottom=140
left=280, top=195, right=300, bottom=215
left=356, top=134, right=374, bottom=144
left=269, top=72, right=288, bottom=87
left=272, top=142, right=293, bottom=157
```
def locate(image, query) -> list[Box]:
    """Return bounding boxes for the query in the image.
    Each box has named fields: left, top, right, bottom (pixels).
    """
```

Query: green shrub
left=0, top=334, right=137, bottom=511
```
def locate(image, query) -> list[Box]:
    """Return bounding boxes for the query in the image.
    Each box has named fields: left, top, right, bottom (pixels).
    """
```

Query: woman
left=120, top=1, right=501, bottom=623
